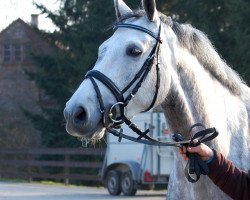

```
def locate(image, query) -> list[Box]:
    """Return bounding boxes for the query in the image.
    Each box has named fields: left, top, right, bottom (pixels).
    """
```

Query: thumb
left=187, top=146, right=200, bottom=153
left=187, top=139, right=200, bottom=153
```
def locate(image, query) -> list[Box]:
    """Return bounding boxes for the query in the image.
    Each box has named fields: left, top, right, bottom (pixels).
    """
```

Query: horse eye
left=126, top=45, right=142, bottom=57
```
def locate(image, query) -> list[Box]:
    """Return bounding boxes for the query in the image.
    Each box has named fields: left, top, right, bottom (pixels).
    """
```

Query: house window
left=2, top=43, right=35, bottom=64
left=23, top=44, right=31, bottom=62
left=13, top=44, right=21, bottom=62
left=3, top=44, right=11, bottom=62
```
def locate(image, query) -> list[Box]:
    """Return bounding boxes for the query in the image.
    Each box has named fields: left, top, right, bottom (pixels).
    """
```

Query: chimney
left=31, top=14, right=39, bottom=28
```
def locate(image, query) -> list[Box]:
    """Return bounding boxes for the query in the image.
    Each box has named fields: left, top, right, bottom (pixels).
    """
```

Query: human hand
left=179, top=142, right=214, bottom=162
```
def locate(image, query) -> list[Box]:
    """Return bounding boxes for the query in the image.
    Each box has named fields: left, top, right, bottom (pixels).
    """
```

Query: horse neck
left=159, top=21, right=250, bottom=170
left=161, top=46, right=244, bottom=141
left=161, top=74, right=195, bottom=136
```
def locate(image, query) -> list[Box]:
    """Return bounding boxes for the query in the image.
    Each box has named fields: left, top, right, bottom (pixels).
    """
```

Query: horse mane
left=171, top=21, right=245, bottom=96
left=116, top=10, right=246, bottom=96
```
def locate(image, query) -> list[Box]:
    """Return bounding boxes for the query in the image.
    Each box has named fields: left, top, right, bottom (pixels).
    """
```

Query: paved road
left=0, top=182, right=166, bottom=200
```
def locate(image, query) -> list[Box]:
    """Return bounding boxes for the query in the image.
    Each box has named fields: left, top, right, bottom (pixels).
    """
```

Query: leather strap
left=174, top=124, right=218, bottom=182
left=108, top=123, right=218, bottom=148
left=115, top=23, right=161, bottom=42
left=108, top=123, right=218, bottom=183
left=85, top=70, right=124, bottom=103
left=185, top=152, right=209, bottom=183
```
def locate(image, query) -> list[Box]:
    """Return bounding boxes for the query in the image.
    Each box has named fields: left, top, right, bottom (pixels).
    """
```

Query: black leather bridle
left=84, top=22, right=218, bottom=183
left=85, top=23, right=162, bottom=130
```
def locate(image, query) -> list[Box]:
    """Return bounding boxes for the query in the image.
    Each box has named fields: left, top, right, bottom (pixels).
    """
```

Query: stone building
left=0, top=15, right=53, bottom=147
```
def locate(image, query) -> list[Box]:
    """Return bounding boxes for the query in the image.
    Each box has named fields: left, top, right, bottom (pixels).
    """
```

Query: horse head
left=64, top=0, right=174, bottom=140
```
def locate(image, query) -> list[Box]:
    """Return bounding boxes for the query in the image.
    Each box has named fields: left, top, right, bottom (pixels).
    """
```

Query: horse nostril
left=74, top=106, right=87, bottom=124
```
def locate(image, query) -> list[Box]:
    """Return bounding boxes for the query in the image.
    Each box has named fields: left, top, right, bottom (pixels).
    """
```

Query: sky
left=0, top=0, right=61, bottom=32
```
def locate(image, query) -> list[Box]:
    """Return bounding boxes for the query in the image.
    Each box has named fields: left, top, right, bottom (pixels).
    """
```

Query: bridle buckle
left=108, top=102, right=126, bottom=123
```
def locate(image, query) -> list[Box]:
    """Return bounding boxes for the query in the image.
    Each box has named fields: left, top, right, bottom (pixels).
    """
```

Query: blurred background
left=0, top=0, right=249, bottom=191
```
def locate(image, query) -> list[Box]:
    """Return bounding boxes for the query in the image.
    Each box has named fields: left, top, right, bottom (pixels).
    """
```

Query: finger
left=182, top=155, right=189, bottom=161
left=180, top=153, right=187, bottom=159
left=187, top=145, right=201, bottom=153
left=179, top=149, right=184, bottom=157
left=182, top=146, right=187, bottom=154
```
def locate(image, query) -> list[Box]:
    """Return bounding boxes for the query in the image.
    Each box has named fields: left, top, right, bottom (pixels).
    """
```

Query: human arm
left=179, top=144, right=250, bottom=200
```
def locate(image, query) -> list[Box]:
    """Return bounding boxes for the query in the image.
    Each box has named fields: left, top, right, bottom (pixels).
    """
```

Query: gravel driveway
left=0, top=181, right=166, bottom=200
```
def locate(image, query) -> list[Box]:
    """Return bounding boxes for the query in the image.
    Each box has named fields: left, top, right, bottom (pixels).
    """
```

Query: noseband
left=85, top=22, right=162, bottom=128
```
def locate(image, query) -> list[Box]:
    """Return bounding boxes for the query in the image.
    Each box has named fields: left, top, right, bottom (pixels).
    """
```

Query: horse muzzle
left=63, top=105, right=101, bottom=138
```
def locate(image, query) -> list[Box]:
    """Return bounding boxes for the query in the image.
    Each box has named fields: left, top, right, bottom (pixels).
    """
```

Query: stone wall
left=0, top=19, right=53, bottom=147
left=0, top=65, right=41, bottom=147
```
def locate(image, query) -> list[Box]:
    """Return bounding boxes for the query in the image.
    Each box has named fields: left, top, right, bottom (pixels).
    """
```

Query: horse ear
left=142, top=0, right=158, bottom=21
left=114, top=0, right=133, bottom=19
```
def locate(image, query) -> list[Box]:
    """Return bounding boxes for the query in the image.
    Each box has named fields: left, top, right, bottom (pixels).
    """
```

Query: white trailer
left=101, top=111, right=174, bottom=196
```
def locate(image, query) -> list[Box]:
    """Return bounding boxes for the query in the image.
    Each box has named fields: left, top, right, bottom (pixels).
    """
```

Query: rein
left=84, top=22, right=218, bottom=183
left=108, top=122, right=218, bottom=183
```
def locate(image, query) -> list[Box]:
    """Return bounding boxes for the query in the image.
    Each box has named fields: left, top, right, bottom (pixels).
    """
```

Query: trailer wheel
left=121, top=171, right=137, bottom=196
left=106, top=170, right=121, bottom=195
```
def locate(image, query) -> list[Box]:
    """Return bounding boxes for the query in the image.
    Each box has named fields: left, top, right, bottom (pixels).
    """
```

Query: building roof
left=0, top=18, right=33, bottom=37
left=0, top=17, right=53, bottom=65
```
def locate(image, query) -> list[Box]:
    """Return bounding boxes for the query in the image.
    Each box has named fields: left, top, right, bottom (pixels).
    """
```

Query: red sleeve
left=208, top=151, right=250, bottom=200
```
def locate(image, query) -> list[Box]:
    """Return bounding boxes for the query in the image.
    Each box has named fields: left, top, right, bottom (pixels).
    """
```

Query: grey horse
left=64, top=0, right=250, bottom=199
